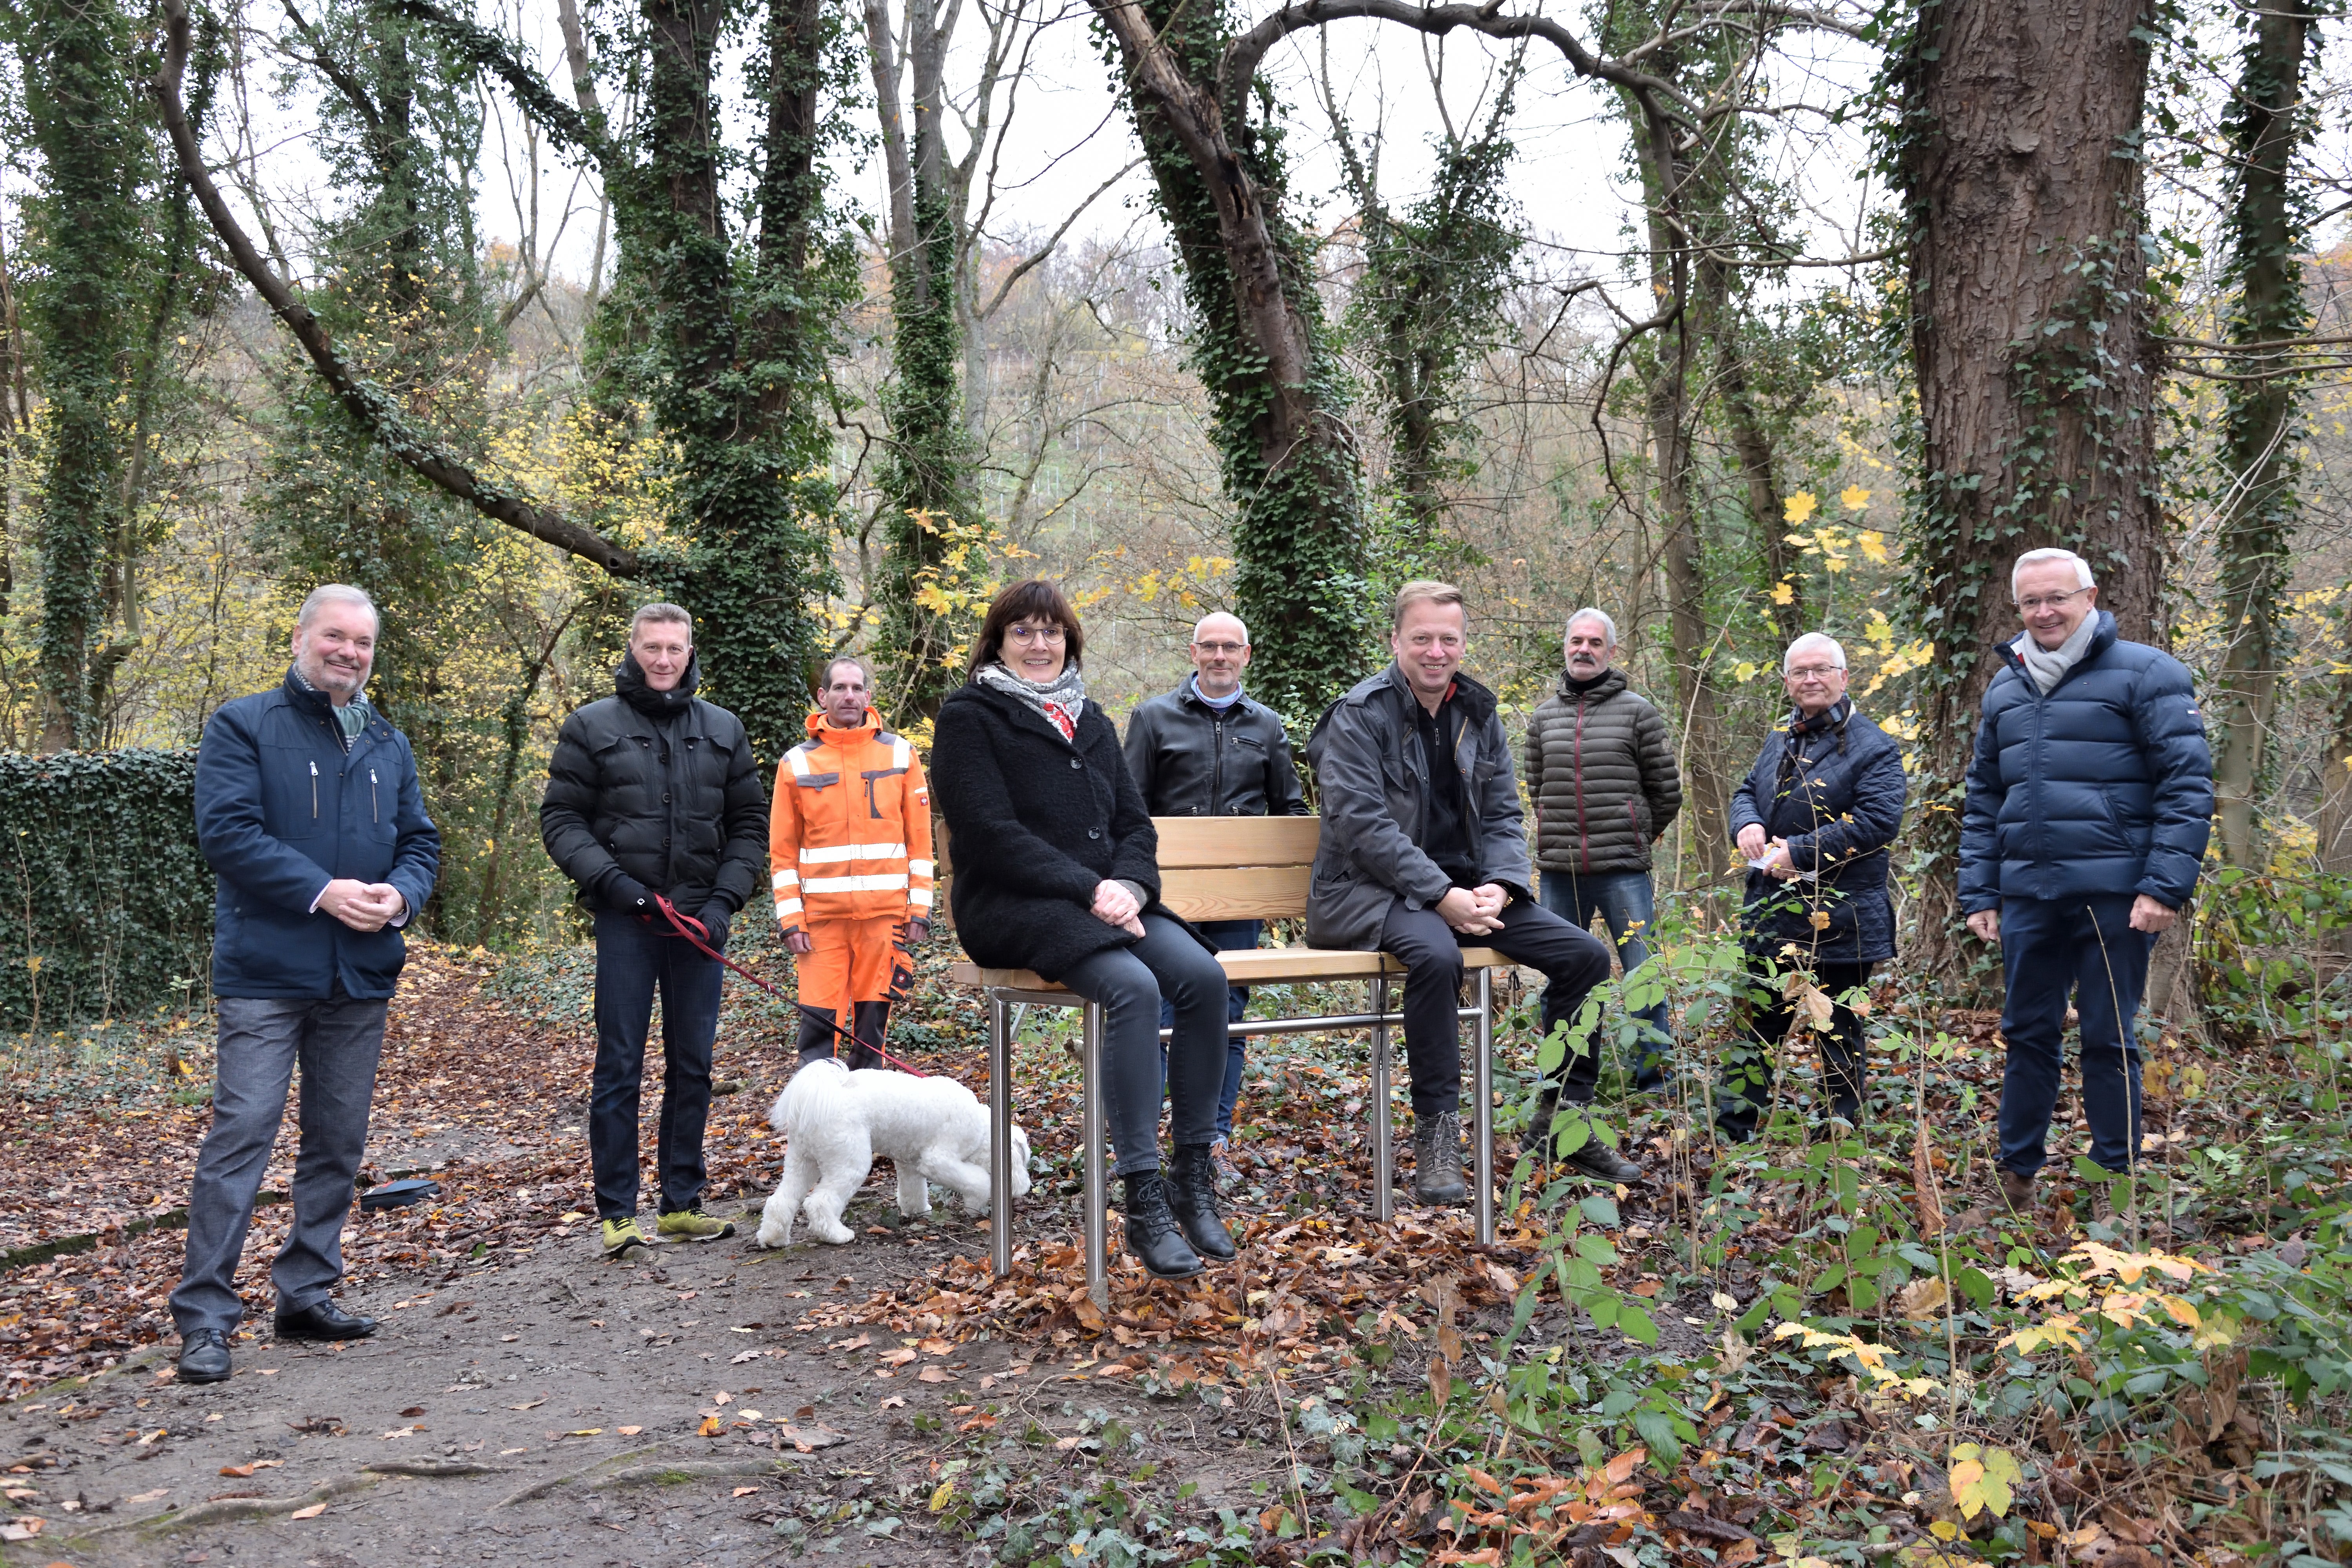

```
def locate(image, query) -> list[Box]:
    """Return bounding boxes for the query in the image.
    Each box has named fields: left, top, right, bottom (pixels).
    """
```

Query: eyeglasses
left=1785, top=665, right=1844, bottom=681
left=2017, top=587, right=2091, bottom=614
left=1007, top=624, right=1067, bottom=645
left=1194, top=641, right=1246, bottom=656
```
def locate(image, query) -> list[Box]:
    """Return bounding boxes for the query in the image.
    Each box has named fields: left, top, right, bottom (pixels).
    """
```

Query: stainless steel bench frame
left=984, top=967, right=1498, bottom=1307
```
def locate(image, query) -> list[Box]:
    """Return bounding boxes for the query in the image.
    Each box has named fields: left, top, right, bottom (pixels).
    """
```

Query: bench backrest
left=1152, top=815, right=1321, bottom=922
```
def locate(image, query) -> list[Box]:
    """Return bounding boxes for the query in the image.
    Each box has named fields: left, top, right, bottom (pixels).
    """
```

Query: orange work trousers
left=796, top=915, right=902, bottom=1067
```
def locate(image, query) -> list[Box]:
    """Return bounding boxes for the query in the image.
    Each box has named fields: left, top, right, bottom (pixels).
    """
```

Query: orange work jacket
left=768, top=709, right=935, bottom=934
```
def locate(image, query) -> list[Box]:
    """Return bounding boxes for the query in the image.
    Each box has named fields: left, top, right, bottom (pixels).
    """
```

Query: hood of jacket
left=616, top=649, right=702, bottom=720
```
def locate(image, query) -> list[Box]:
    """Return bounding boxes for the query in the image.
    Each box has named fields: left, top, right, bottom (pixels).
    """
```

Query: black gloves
left=605, top=874, right=654, bottom=916
left=695, top=903, right=734, bottom=952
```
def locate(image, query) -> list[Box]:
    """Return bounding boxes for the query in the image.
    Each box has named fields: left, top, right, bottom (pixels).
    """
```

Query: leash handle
left=651, top=895, right=931, bottom=1078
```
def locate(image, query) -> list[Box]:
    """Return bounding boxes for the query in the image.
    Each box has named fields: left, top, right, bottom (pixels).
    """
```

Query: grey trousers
left=1058, top=915, right=1230, bottom=1178
left=169, top=996, right=387, bottom=1337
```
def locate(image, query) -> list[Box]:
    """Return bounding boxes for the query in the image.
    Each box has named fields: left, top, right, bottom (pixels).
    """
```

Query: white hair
left=1783, top=632, right=1847, bottom=673
left=296, top=584, right=377, bottom=630
left=1564, top=607, right=1618, bottom=646
left=1192, top=611, right=1250, bottom=644
left=2011, top=548, right=2095, bottom=597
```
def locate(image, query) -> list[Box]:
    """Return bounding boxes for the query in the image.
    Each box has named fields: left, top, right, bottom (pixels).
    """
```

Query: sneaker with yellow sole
left=602, top=1216, right=654, bottom=1258
left=657, top=1208, right=738, bottom=1243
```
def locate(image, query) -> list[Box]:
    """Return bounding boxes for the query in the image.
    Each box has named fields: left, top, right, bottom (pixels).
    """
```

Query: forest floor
left=0, top=928, right=2338, bottom=1568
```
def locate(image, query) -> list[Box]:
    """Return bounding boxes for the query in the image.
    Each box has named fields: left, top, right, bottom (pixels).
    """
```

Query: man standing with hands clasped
left=543, top=604, right=768, bottom=1258
left=770, top=655, right=934, bottom=1069
left=1960, top=548, right=2212, bottom=1218
left=173, top=585, right=441, bottom=1384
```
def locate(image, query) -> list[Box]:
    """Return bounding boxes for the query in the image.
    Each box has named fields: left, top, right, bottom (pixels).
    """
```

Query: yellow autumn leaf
left=1769, top=582, right=1795, bottom=606
left=1857, top=530, right=1889, bottom=563
left=1734, top=661, right=1760, bottom=682
left=1952, top=1445, right=2020, bottom=1519
left=1784, top=491, right=1818, bottom=525
left=1841, top=484, right=1871, bottom=512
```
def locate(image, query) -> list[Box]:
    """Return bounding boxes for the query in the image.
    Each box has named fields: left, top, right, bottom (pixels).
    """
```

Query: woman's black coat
left=1727, top=699, right=1907, bottom=966
left=932, top=677, right=1190, bottom=982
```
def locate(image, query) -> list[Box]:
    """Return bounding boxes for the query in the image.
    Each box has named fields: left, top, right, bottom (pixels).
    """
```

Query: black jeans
left=1379, top=897, right=1614, bottom=1119
left=1060, top=914, right=1230, bottom=1177
left=1717, top=956, right=1872, bottom=1141
left=1996, top=894, right=2152, bottom=1176
left=591, top=909, right=726, bottom=1218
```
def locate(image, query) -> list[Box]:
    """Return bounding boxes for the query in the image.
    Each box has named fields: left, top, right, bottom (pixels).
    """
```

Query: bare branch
left=149, top=0, right=642, bottom=578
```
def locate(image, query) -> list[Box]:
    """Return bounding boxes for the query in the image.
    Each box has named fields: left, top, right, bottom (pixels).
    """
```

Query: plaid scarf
left=976, top=660, right=1088, bottom=742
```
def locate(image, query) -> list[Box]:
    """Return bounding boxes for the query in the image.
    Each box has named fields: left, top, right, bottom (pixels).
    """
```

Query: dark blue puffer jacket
left=1729, top=699, right=1907, bottom=965
left=1958, top=611, right=2212, bottom=912
left=195, top=670, right=441, bottom=999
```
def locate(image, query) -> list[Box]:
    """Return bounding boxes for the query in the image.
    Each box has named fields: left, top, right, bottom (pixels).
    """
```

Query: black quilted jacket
left=539, top=653, right=768, bottom=917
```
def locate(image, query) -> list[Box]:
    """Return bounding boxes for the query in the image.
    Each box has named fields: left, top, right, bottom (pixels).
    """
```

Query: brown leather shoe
left=1996, top=1165, right=2036, bottom=1210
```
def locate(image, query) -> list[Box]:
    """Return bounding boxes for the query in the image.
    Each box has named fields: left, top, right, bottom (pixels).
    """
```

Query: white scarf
left=2014, top=614, right=2098, bottom=695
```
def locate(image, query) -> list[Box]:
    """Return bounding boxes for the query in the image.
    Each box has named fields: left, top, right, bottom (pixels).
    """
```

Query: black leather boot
left=1165, top=1145, right=1236, bottom=1263
left=1412, top=1110, right=1468, bottom=1204
left=1120, top=1171, right=1204, bottom=1280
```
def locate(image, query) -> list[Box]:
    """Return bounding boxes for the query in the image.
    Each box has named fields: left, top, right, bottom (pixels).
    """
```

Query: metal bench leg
left=990, top=991, right=1013, bottom=1279
left=1474, top=965, right=1495, bottom=1245
left=1372, top=976, right=1393, bottom=1224
left=1083, top=1000, right=1109, bottom=1310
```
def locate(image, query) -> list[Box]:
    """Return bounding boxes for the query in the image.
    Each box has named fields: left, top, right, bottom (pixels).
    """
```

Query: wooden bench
left=949, top=815, right=1512, bottom=1306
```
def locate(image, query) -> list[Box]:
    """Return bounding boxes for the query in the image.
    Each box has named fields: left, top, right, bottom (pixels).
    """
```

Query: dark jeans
left=1060, top=914, right=1230, bottom=1177
left=171, top=995, right=387, bottom=1337
left=591, top=909, right=726, bottom=1218
left=1379, top=897, right=1614, bottom=1120
left=1717, top=956, right=1872, bottom=1142
left=1537, top=869, right=1671, bottom=1088
left=1158, top=918, right=1258, bottom=1142
left=1997, top=894, right=2153, bottom=1177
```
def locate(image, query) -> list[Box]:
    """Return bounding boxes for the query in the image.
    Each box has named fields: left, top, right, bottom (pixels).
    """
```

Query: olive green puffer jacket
left=1523, top=668, right=1682, bottom=875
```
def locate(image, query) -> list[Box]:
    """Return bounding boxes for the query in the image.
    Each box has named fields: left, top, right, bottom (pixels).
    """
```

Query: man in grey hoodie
left=1306, top=581, right=1644, bottom=1202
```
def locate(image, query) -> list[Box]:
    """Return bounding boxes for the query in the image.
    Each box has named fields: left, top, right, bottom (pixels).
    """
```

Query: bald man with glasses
left=1124, top=612, right=1308, bottom=1178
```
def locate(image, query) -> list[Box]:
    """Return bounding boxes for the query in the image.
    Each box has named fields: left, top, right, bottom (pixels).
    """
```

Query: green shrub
left=0, top=749, right=212, bottom=1027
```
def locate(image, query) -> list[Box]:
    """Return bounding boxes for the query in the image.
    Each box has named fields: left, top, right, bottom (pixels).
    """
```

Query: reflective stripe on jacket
left=768, top=708, right=935, bottom=932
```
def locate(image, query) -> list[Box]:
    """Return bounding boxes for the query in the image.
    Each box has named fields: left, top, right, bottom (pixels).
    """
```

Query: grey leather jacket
left=1303, top=665, right=1533, bottom=950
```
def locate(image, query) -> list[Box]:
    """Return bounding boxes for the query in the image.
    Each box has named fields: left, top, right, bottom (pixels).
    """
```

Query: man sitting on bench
left=1305, top=579, right=1646, bottom=1201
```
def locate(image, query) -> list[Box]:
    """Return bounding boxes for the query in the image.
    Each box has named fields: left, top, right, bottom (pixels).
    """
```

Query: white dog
left=757, top=1059, right=1032, bottom=1247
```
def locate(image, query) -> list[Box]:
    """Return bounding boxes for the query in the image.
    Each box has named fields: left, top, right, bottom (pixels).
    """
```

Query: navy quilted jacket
left=1729, top=700, right=1906, bottom=965
left=1958, top=612, right=2212, bottom=913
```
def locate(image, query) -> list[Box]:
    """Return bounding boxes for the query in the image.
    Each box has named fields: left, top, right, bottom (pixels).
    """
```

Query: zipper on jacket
left=1572, top=696, right=1591, bottom=869
left=309, top=760, right=319, bottom=819
left=370, top=767, right=380, bottom=824
left=1211, top=713, right=1225, bottom=815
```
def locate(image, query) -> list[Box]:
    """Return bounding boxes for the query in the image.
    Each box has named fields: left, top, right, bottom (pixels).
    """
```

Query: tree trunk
left=2211, top=0, right=2314, bottom=866
left=1094, top=0, right=1368, bottom=716
left=21, top=0, right=146, bottom=751
left=1627, top=98, right=1727, bottom=877
left=1896, top=0, right=2165, bottom=988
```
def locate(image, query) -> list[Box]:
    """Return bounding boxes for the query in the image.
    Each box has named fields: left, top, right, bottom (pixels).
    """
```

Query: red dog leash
left=651, top=895, right=932, bottom=1078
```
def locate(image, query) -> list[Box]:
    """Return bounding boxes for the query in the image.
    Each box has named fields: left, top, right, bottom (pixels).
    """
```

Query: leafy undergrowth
left=0, top=922, right=2344, bottom=1568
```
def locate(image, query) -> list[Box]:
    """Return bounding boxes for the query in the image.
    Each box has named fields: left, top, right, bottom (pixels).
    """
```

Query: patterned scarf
left=976, top=660, right=1089, bottom=742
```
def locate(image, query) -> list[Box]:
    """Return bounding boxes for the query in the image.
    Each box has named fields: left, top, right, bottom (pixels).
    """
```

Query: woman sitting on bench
left=931, top=579, right=1234, bottom=1281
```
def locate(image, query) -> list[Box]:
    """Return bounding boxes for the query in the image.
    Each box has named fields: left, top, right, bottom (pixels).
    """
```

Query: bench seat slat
left=1150, top=815, right=1320, bottom=869
left=949, top=945, right=1510, bottom=993
left=1158, top=865, right=1307, bottom=922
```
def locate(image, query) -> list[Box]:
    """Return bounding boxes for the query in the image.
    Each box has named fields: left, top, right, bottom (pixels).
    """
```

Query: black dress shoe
left=177, top=1327, right=231, bottom=1384
left=1566, top=1138, right=1644, bottom=1184
left=273, top=1299, right=379, bottom=1341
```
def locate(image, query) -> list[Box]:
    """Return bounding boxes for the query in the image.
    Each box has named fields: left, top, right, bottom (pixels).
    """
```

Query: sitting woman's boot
left=1121, top=1171, right=1204, bottom=1280
left=1165, top=1145, right=1236, bottom=1262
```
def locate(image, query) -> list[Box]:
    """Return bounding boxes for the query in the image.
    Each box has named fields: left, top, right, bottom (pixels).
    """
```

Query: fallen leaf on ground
left=508, top=1400, right=544, bottom=1411
left=616, top=1425, right=642, bottom=1436
left=289, top=1502, right=327, bottom=1520
left=731, top=1486, right=759, bottom=1497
